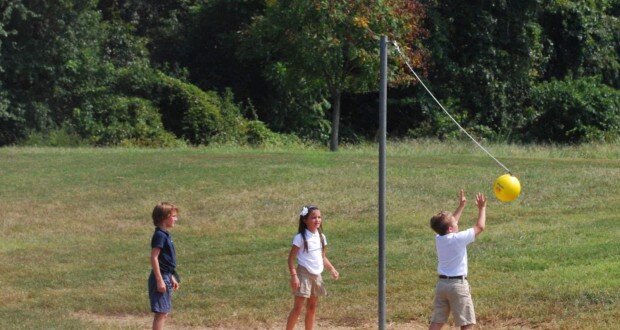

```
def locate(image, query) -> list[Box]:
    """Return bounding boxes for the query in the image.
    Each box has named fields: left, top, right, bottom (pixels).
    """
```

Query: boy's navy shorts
left=148, top=272, right=173, bottom=314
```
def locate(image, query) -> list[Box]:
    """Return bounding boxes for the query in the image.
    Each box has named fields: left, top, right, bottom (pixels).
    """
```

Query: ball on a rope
left=493, top=174, right=521, bottom=202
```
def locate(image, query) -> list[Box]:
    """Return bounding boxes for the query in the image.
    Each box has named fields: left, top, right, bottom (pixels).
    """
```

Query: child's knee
left=306, top=298, right=318, bottom=310
left=293, top=303, right=304, bottom=312
left=292, top=298, right=305, bottom=312
left=154, top=312, right=168, bottom=320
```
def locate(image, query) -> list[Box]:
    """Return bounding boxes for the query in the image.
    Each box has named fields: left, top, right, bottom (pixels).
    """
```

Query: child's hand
left=458, top=189, right=467, bottom=207
left=157, top=280, right=166, bottom=293
left=476, top=192, right=487, bottom=209
left=330, top=268, right=339, bottom=280
left=290, top=275, right=300, bottom=292
left=171, top=276, right=180, bottom=291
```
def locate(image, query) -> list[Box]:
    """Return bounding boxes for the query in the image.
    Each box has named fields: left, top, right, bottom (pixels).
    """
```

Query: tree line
left=1, top=0, right=618, bottom=149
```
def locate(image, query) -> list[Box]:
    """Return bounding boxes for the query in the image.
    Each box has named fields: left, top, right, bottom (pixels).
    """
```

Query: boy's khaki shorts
left=431, top=278, right=476, bottom=326
left=294, top=266, right=327, bottom=298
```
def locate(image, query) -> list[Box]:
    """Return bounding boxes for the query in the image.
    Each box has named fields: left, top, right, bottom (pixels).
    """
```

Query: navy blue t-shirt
left=151, top=227, right=176, bottom=274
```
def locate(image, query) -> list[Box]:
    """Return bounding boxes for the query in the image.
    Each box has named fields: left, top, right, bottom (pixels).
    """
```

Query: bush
left=406, top=97, right=471, bottom=140
left=21, top=126, right=88, bottom=147
left=115, top=69, right=280, bottom=146
left=0, top=100, right=26, bottom=146
left=123, top=71, right=245, bottom=145
left=528, top=77, right=620, bottom=143
left=242, top=120, right=280, bottom=145
left=72, top=96, right=182, bottom=146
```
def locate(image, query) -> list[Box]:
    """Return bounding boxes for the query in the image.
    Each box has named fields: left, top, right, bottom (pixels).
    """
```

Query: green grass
left=1, top=142, right=618, bottom=329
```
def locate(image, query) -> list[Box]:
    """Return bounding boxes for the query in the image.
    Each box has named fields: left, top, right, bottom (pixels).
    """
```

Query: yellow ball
left=493, top=174, right=521, bottom=202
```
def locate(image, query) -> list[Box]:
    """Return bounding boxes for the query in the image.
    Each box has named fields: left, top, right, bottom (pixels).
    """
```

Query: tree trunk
left=329, top=90, right=341, bottom=152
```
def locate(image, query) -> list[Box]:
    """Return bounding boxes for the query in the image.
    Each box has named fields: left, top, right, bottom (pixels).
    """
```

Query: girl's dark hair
left=298, top=205, right=326, bottom=252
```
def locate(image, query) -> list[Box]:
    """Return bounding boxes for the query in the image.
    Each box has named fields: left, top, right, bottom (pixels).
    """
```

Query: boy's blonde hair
left=152, top=202, right=179, bottom=227
left=430, top=211, right=452, bottom=235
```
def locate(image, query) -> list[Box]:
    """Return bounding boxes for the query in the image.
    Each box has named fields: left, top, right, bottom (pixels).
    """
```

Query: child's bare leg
left=304, top=296, right=318, bottom=330
left=152, top=313, right=167, bottom=330
left=286, top=296, right=306, bottom=330
left=429, top=322, right=444, bottom=330
left=460, top=324, right=474, bottom=330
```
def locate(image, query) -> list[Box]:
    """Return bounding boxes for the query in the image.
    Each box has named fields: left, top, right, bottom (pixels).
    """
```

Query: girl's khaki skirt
left=294, top=265, right=327, bottom=298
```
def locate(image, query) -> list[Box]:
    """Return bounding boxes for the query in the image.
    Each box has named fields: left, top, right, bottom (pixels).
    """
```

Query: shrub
left=242, top=120, right=280, bottom=145
left=115, top=69, right=279, bottom=146
left=406, top=97, right=470, bottom=140
left=528, top=77, right=620, bottom=143
left=72, top=96, right=182, bottom=146
left=0, top=100, right=26, bottom=146
left=21, top=126, right=88, bottom=147
left=138, top=72, right=245, bottom=145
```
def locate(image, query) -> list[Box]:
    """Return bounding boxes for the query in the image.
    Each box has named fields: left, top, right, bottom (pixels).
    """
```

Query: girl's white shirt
left=292, top=229, right=327, bottom=275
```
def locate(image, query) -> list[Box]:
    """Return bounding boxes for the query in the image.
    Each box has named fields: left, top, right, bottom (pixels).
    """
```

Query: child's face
left=163, top=211, right=178, bottom=229
left=304, top=209, right=322, bottom=233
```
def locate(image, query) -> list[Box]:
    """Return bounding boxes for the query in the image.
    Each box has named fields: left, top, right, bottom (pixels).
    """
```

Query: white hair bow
left=300, top=207, right=309, bottom=216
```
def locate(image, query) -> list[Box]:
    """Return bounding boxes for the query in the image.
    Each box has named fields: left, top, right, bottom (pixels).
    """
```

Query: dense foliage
left=0, top=0, right=618, bottom=147
left=240, top=0, right=429, bottom=150
left=528, top=77, right=620, bottom=143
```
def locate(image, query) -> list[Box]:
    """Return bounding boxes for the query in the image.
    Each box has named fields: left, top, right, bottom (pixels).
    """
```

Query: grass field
left=1, top=141, right=618, bottom=329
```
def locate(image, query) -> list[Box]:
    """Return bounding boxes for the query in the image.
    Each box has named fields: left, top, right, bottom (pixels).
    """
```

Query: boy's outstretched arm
left=474, top=192, right=487, bottom=237
left=453, top=189, right=467, bottom=223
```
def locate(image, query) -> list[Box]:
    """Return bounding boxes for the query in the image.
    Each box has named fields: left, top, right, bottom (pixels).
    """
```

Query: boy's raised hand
left=453, top=189, right=467, bottom=222
left=459, top=189, right=467, bottom=207
left=476, top=192, right=487, bottom=209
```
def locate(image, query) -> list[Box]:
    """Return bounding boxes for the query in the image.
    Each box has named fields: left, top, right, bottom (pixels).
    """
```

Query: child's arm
left=171, top=274, right=179, bottom=291
left=474, top=192, right=487, bottom=237
left=453, top=189, right=467, bottom=223
left=288, top=245, right=300, bottom=291
left=150, top=247, right=167, bottom=293
left=322, top=249, right=339, bottom=280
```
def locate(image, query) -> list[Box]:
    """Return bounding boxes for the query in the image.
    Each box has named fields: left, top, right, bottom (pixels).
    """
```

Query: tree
left=421, top=0, right=541, bottom=141
left=418, top=0, right=618, bottom=142
left=0, top=1, right=27, bottom=144
left=181, top=0, right=265, bottom=92
left=0, top=0, right=113, bottom=144
left=538, top=0, right=620, bottom=88
left=98, top=0, right=198, bottom=75
left=241, top=0, right=428, bottom=151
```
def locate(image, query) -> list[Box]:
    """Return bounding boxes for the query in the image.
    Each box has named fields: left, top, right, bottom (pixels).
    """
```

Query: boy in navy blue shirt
left=149, top=202, right=180, bottom=330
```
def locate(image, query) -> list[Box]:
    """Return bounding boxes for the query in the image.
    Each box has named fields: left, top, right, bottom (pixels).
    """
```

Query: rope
left=391, top=40, right=511, bottom=174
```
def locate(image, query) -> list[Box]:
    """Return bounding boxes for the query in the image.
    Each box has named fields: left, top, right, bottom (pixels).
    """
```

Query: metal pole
left=378, top=35, right=388, bottom=330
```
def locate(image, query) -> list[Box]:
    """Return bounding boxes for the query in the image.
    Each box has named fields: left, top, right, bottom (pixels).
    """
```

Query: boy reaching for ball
left=428, top=189, right=486, bottom=330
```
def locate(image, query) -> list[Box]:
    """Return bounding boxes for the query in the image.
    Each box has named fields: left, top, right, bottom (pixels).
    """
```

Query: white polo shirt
left=435, top=228, right=475, bottom=276
left=292, top=229, right=327, bottom=275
